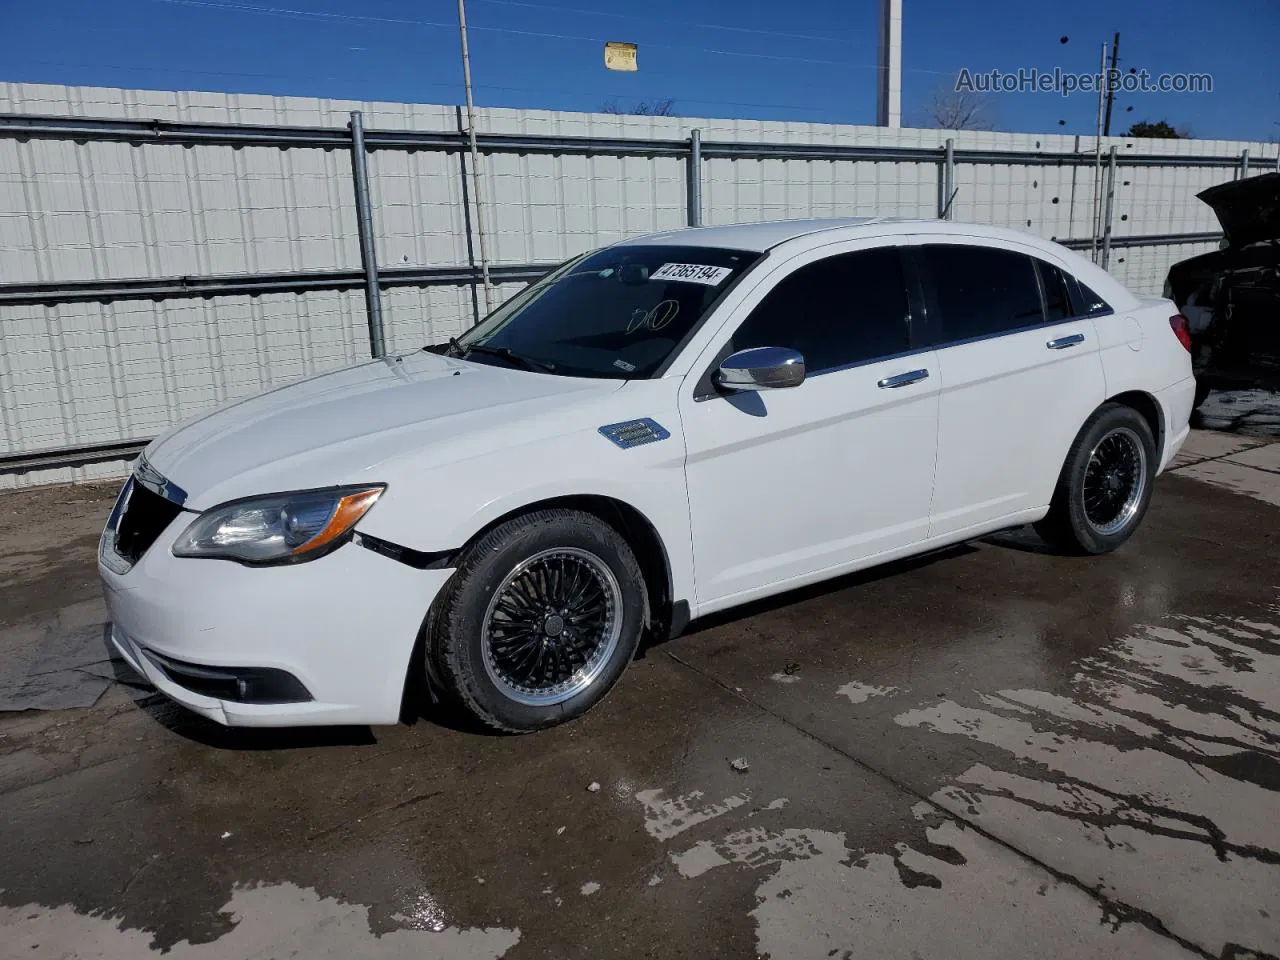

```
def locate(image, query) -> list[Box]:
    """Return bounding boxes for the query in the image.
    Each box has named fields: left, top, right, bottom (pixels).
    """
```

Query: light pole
left=876, top=0, right=902, bottom=128
left=458, top=0, right=494, bottom=314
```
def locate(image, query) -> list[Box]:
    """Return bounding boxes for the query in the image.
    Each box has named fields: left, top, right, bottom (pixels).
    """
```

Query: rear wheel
left=427, top=508, right=646, bottom=733
left=1034, top=403, right=1157, bottom=555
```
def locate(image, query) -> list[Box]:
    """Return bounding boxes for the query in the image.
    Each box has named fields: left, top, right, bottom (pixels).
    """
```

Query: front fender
left=355, top=396, right=694, bottom=608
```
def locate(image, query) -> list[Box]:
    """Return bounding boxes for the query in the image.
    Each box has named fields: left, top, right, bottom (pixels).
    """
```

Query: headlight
left=172, top=485, right=384, bottom=565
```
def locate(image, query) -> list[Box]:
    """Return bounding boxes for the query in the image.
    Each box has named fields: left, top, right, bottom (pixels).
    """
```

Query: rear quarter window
left=1073, top=280, right=1114, bottom=317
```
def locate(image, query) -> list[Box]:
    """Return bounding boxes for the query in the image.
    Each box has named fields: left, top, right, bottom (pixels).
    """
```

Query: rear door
left=918, top=240, right=1107, bottom=537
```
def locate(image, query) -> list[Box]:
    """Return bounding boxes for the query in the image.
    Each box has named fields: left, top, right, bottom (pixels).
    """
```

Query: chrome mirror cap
left=716, top=346, right=806, bottom=391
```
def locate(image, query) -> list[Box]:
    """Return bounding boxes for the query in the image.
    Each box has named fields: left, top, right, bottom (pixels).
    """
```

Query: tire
left=1192, top=379, right=1211, bottom=410
left=1034, top=403, right=1157, bottom=556
left=427, top=508, right=647, bottom=733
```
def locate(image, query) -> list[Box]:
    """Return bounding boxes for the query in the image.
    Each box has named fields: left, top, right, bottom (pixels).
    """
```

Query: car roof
left=616, top=218, right=887, bottom=252
left=614, top=217, right=1066, bottom=254
left=612, top=217, right=1139, bottom=308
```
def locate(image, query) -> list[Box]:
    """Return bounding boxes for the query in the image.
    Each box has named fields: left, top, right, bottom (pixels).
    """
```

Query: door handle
left=1047, top=333, right=1086, bottom=350
left=877, top=368, right=930, bottom=389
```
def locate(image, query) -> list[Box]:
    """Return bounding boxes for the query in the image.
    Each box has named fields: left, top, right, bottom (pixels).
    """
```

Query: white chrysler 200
left=100, top=219, right=1196, bottom=732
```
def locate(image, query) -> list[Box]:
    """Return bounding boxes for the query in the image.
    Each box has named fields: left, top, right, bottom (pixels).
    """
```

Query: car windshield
left=450, top=245, right=761, bottom=379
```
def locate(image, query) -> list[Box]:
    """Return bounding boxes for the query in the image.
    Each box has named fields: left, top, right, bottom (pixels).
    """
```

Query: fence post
left=936, top=144, right=946, bottom=218
left=1240, top=148, right=1250, bottom=179
left=348, top=110, right=386, bottom=359
left=943, top=138, right=955, bottom=220
left=1100, top=145, right=1118, bottom=270
left=687, top=128, right=703, bottom=227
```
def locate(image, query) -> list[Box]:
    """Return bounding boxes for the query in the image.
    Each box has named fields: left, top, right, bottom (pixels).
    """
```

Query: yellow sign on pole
left=604, top=41, right=638, bottom=72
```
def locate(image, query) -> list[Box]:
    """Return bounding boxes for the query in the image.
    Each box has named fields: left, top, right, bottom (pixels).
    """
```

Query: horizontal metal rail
left=1058, top=230, right=1222, bottom=250
left=0, top=114, right=689, bottom=157
left=0, top=262, right=550, bottom=308
left=0, top=232, right=1225, bottom=310
left=700, top=140, right=1252, bottom=168
left=0, top=438, right=147, bottom=472
left=0, top=113, right=1268, bottom=168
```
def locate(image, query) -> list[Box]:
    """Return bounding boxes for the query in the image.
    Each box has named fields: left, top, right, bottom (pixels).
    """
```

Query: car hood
left=1198, top=172, right=1280, bottom=248
left=143, top=351, right=625, bottom=508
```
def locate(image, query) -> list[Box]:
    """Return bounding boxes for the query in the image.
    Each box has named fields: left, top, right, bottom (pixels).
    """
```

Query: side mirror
left=716, top=346, right=806, bottom=391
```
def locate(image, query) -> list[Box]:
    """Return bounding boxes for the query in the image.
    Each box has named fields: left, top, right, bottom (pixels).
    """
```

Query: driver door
left=678, top=243, right=941, bottom=612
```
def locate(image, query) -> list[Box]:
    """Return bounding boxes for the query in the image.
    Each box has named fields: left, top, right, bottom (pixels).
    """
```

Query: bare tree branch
left=923, top=77, right=995, bottom=131
left=600, top=98, right=677, bottom=117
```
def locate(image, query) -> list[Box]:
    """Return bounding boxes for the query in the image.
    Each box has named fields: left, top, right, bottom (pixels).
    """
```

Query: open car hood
left=1198, top=172, right=1280, bottom=248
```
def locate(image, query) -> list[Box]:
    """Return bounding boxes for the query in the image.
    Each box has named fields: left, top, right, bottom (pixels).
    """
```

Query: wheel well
left=464, top=495, right=674, bottom=633
left=1107, top=390, right=1164, bottom=454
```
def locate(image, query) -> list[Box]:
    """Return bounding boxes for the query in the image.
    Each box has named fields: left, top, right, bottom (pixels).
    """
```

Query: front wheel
left=427, top=508, right=647, bottom=733
left=1034, top=403, right=1157, bottom=555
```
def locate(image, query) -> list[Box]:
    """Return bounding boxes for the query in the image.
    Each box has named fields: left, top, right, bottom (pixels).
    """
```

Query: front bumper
left=100, top=516, right=453, bottom=727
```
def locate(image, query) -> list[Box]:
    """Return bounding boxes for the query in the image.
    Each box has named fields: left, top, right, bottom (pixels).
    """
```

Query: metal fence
left=1, top=82, right=1275, bottom=487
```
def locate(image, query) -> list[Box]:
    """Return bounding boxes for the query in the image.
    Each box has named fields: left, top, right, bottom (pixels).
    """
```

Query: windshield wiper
left=422, top=336, right=468, bottom=357
left=461, top=343, right=557, bottom=373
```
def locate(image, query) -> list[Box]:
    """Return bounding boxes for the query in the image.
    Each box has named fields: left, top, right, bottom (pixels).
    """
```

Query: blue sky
left=6, top=0, right=1278, bottom=140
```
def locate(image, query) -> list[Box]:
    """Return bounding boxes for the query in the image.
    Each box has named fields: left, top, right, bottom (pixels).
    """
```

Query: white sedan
left=99, top=218, right=1196, bottom=732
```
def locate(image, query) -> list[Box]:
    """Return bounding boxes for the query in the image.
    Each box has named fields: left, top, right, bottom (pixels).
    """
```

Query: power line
left=150, top=0, right=914, bottom=72
left=12, top=58, right=872, bottom=119
left=470, top=0, right=850, bottom=45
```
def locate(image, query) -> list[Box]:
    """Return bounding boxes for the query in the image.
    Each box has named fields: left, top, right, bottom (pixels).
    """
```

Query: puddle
left=0, top=882, right=520, bottom=959
left=636, top=603, right=1280, bottom=959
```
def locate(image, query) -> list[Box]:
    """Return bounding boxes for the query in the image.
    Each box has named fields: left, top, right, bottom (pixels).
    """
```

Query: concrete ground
left=1, top=422, right=1278, bottom=959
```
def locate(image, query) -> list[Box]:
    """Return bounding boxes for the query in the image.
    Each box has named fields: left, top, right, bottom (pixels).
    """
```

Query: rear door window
left=924, top=245, right=1045, bottom=343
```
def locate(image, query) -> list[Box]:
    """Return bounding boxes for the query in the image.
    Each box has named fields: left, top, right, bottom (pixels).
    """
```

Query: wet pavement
left=1, top=423, right=1279, bottom=959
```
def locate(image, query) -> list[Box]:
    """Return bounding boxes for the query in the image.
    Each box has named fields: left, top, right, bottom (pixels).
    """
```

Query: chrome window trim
left=805, top=344, right=936, bottom=379
left=928, top=312, right=1108, bottom=352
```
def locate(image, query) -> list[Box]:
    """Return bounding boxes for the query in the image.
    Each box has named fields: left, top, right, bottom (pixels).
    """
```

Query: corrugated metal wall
left=1, top=82, right=1275, bottom=489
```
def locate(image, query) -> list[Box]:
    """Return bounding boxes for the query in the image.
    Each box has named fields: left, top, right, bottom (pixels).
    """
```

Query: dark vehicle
left=1165, top=171, right=1280, bottom=408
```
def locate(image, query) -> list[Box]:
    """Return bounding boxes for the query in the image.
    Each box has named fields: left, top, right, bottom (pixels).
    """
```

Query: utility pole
left=1091, top=40, right=1107, bottom=260
left=457, top=0, right=494, bottom=314
left=876, top=0, right=902, bottom=128
left=1102, top=31, right=1120, bottom=137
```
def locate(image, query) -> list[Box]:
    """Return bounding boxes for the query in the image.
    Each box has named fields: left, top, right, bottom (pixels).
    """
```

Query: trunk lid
left=1197, top=172, right=1280, bottom=248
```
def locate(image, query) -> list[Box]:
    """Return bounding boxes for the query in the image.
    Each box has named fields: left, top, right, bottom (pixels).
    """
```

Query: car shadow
left=651, top=540, right=981, bottom=648
left=137, top=696, right=380, bottom=750
left=980, top=525, right=1059, bottom=555
left=648, top=524, right=1069, bottom=649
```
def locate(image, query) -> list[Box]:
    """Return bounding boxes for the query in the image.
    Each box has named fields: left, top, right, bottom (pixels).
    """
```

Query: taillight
left=1169, top=314, right=1192, bottom=352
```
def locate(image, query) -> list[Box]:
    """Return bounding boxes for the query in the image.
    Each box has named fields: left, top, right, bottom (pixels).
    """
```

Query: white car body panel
left=99, top=218, right=1194, bottom=726
left=143, top=350, right=625, bottom=510
left=103, top=516, right=451, bottom=726
left=913, top=233, right=1109, bottom=536
left=677, top=237, right=941, bottom=604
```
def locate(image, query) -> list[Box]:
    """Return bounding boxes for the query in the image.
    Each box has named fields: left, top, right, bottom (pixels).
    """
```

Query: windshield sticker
left=627, top=299, right=680, bottom=334
left=651, top=262, right=733, bottom=286
left=613, top=358, right=637, bottom=372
